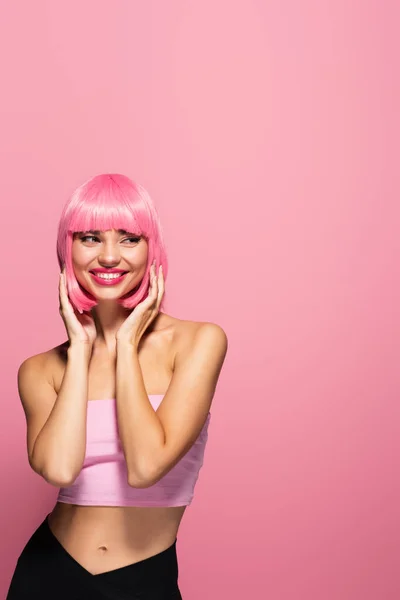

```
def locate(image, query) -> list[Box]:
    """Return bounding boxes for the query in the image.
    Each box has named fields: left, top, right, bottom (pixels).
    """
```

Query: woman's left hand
left=115, top=261, right=164, bottom=348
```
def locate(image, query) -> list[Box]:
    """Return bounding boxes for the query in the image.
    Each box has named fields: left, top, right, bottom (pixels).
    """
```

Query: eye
left=79, top=235, right=141, bottom=244
left=122, top=237, right=141, bottom=244
left=80, top=235, right=99, bottom=243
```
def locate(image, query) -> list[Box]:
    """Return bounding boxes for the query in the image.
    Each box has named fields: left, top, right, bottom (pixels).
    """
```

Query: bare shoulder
left=18, top=348, right=53, bottom=388
left=17, top=343, right=68, bottom=405
left=157, top=315, right=227, bottom=408
left=177, top=318, right=227, bottom=347
left=17, top=344, right=68, bottom=469
left=159, top=313, right=228, bottom=366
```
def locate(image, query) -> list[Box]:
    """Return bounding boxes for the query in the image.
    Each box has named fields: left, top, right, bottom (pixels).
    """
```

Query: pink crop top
left=57, top=395, right=211, bottom=507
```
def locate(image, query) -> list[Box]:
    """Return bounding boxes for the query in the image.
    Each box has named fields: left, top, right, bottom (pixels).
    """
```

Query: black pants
left=6, top=514, right=182, bottom=599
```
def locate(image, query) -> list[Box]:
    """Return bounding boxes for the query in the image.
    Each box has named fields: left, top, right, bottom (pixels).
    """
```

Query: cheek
left=71, top=245, right=93, bottom=266
left=129, top=244, right=149, bottom=267
left=71, top=242, right=82, bottom=265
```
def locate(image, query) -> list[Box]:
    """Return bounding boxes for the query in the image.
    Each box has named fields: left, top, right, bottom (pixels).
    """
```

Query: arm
left=18, top=343, right=92, bottom=487
left=116, top=322, right=228, bottom=488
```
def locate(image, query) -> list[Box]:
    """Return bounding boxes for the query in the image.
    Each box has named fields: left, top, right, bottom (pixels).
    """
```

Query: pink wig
left=56, top=174, right=169, bottom=314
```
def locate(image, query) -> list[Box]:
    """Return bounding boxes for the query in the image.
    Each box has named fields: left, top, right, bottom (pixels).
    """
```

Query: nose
left=97, top=240, right=121, bottom=266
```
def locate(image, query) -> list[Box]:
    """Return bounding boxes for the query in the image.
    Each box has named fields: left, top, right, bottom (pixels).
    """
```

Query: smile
left=89, top=271, right=128, bottom=286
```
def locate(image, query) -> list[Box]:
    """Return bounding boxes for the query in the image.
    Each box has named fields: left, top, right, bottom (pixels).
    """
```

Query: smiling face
left=71, top=228, right=149, bottom=300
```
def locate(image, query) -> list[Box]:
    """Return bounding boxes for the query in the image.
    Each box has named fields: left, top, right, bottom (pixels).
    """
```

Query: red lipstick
left=89, top=268, right=129, bottom=286
left=90, top=268, right=127, bottom=274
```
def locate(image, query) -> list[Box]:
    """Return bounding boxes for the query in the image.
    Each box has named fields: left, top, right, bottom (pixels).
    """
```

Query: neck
left=90, top=301, right=163, bottom=355
left=91, top=301, right=132, bottom=354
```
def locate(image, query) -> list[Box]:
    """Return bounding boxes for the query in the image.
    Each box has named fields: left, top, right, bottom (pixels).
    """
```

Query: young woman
left=7, top=173, right=228, bottom=600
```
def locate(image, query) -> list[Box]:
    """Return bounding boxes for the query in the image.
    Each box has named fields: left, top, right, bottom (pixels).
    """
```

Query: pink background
left=1, top=1, right=399, bottom=598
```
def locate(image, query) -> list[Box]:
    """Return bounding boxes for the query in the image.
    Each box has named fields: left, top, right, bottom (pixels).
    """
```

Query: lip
left=89, top=271, right=129, bottom=286
left=90, top=268, right=127, bottom=274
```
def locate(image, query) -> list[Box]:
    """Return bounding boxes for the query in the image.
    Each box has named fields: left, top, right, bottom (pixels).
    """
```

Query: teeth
left=93, top=272, right=124, bottom=279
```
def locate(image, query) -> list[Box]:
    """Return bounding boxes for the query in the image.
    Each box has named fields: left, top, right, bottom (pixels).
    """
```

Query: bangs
left=68, top=201, right=144, bottom=237
left=65, top=174, right=153, bottom=238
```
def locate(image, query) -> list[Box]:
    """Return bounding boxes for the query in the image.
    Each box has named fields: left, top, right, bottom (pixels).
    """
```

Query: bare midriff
left=47, top=314, right=197, bottom=576
left=47, top=502, right=186, bottom=575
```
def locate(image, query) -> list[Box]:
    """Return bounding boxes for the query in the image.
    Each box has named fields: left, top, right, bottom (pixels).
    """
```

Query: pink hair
left=56, top=174, right=169, bottom=314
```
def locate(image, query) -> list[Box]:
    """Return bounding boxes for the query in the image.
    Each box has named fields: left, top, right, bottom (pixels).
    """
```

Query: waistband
left=39, top=513, right=179, bottom=587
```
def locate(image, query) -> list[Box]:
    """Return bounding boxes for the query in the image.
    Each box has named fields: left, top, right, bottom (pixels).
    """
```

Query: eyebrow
left=80, top=229, right=139, bottom=236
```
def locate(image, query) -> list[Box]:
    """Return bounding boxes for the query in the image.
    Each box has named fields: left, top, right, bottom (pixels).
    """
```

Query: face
left=71, top=228, right=149, bottom=299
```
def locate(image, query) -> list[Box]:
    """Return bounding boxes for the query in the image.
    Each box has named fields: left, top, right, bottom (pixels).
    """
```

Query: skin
left=31, top=229, right=227, bottom=575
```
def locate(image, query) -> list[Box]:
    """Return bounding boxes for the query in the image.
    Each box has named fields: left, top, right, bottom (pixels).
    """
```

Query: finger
left=59, top=272, right=67, bottom=301
left=147, top=266, right=163, bottom=316
left=58, top=273, right=63, bottom=312
left=59, top=272, right=74, bottom=315
left=149, top=268, right=158, bottom=298
left=158, top=265, right=164, bottom=288
left=155, top=266, right=164, bottom=310
left=59, top=272, right=66, bottom=308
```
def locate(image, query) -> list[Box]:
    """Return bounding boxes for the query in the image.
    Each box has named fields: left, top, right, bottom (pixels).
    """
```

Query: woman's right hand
left=59, top=268, right=97, bottom=347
